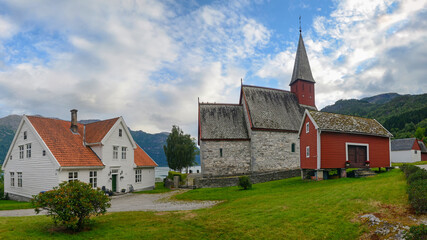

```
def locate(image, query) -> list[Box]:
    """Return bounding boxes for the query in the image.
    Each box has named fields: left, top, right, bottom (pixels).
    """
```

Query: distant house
left=1, top=110, right=157, bottom=201
left=299, top=110, right=392, bottom=180
left=390, top=138, right=427, bottom=162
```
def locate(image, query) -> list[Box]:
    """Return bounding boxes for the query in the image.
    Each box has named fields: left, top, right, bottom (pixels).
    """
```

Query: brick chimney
left=70, top=109, right=78, bottom=133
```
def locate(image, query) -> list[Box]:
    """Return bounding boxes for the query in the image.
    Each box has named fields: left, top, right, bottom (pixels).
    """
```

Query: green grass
left=134, top=182, right=171, bottom=194
left=0, top=200, right=33, bottom=211
left=0, top=169, right=409, bottom=239
left=392, top=161, right=427, bottom=167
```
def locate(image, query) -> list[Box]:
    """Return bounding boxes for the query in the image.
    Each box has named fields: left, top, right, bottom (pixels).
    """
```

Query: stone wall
left=251, top=130, right=300, bottom=172
left=200, top=140, right=251, bottom=177
left=194, top=169, right=300, bottom=188
left=6, top=192, right=32, bottom=202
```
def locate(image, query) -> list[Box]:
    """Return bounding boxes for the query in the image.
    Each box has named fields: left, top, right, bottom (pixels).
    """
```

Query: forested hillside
left=321, top=93, right=427, bottom=140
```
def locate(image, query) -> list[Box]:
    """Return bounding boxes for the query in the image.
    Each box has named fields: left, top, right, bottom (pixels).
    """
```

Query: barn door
left=348, top=145, right=367, bottom=168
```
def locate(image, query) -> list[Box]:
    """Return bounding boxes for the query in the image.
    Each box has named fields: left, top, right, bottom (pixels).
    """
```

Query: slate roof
left=28, top=116, right=104, bottom=167
left=418, top=141, right=427, bottom=153
left=199, top=104, right=249, bottom=140
left=390, top=138, right=417, bottom=151
left=289, top=33, right=315, bottom=85
left=308, top=111, right=392, bottom=137
left=241, top=85, right=305, bottom=131
left=134, top=144, right=158, bottom=167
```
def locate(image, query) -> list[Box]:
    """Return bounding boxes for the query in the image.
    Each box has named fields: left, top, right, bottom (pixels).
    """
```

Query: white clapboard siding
left=391, top=150, right=421, bottom=163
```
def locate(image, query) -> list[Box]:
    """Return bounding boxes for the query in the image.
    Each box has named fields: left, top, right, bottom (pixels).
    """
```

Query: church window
left=220, top=148, right=223, bottom=157
left=291, top=143, right=296, bottom=153
left=306, top=146, right=310, bottom=158
left=306, top=122, right=309, bottom=133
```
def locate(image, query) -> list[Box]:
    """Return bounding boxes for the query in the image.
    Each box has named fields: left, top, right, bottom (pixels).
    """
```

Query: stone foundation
left=5, top=192, right=32, bottom=202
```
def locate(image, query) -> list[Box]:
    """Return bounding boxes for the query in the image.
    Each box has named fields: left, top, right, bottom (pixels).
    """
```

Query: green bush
left=31, top=181, right=111, bottom=232
left=404, top=224, right=427, bottom=240
left=167, top=171, right=187, bottom=183
left=407, top=179, right=427, bottom=214
left=403, top=165, right=420, bottom=178
left=238, top=176, right=252, bottom=190
left=0, top=170, right=4, bottom=199
left=407, top=169, right=427, bottom=184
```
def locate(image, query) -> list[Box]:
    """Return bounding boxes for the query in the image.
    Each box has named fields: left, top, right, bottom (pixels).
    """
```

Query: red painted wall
left=290, top=80, right=315, bottom=107
left=300, top=115, right=317, bottom=169
left=422, top=153, right=427, bottom=161
left=320, top=132, right=390, bottom=168
left=412, top=140, right=421, bottom=150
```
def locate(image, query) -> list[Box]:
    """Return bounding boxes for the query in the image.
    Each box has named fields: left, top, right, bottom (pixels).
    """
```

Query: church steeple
left=289, top=32, right=316, bottom=109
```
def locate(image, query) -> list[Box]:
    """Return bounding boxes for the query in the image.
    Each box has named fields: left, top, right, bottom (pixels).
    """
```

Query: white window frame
left=26, top=143, right=31, bottom=158
left=89, top=171, right=97, bottom=188
left=306, top=122, right=309, bottom=133
left=135, top=169, right=142, bottom=183
left=306, top=146, right=310, bottom=158
left=113, top=146, right=119, bottom=159
left=17, top=172, right=22, bottom=187
left=19, top=145, right=24, bottom=159
left=345, top=143, right=369, bottom=161
left=10, top=172, right=15, bottom=187
left=122, top=147, right=127, bottom=159
left=68, top=171, right=78, bottom=182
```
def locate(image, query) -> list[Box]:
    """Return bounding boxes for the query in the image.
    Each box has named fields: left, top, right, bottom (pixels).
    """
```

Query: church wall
left=251, top=130, right=300, bottom=172
left=200, top=140, right=251, bottom=177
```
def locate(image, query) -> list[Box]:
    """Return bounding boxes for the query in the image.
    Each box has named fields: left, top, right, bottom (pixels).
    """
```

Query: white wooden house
left=390, top=138, right=426, bottom=163
left=1, top=110, right=157, bottom=201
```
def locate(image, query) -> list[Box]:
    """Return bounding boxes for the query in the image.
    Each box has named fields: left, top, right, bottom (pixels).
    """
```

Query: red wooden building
left=299, top=110, right=393, bottom=180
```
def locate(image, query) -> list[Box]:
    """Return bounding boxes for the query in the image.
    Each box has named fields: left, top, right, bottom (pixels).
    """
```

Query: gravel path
left=416, top=165, right=427, bottom=170
left=0, top=190, right=219, bottom=217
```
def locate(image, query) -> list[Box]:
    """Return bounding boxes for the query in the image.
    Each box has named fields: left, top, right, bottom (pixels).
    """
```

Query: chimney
left=70, top=109, right=78, bottom=133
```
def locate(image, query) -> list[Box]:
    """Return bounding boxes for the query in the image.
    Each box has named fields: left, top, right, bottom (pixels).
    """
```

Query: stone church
left=198, top=32, right=317, bottom=177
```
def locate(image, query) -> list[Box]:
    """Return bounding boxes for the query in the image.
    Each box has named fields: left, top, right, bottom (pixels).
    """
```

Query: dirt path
left=0, top=190, right=219, bottom=217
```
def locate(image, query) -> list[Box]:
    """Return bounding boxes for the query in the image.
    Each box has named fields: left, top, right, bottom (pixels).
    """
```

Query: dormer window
left=24, top=131, right=27, bottom=140
left=306, top=122, right=309, bottom=133
left=119, top=129, right=122, bottom=137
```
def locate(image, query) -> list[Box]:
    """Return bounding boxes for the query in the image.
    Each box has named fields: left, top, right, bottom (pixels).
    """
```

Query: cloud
left=256, top=0, right=427, bottom=109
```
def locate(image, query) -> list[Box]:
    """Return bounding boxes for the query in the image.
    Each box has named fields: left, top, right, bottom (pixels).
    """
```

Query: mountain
left=321, top=93, right=427, bottom=139
left=0, top=115, right=199, bottom=167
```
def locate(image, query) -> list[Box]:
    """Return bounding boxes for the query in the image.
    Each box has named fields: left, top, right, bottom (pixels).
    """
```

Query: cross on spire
left=299, top=16, right=301, bottom=33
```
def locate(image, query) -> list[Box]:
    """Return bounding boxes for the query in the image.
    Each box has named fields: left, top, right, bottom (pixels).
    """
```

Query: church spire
left=289, top=32, right=315, bottom=86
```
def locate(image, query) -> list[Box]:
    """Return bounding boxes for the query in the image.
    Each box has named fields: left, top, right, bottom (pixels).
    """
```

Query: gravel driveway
left=0, top=190, right=219, bottom=217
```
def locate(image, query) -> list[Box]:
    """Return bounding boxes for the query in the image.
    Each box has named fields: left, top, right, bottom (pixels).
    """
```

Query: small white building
left=390, top=138, right=426, bottom=163
left=1, top=110, right=157, bottom=201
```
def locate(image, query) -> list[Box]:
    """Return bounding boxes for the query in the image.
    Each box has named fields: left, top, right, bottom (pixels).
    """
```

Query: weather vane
left=299, top=16, right=301, bottom=33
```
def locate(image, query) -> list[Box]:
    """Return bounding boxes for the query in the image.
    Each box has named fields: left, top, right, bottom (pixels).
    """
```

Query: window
left=122, top=147, right=127, bottom=159
left=291, top=143, right=296, bottom=153
left=10, top=172, right=15, bottom=187
left=306, top=146, right=310, bottom=158
left=119, top=129, right=122, bottom=137
left=415, top=150, right=417, bottom=154
left=113, top=146, right=119, bottom=159
left=306, top=122, right=309, bottom=133
left=9, top=155, right=12, bottom=160
left=26, top=143, right=31, bottom=158
left=68, top=172, right=78, bottom=182
left=24, top=131, right=27, bottom=140
left=135, top=169, right=142, bottom=183
left=42, top=150, right=46, bottom=156
left=17, top=172, right=22, bottom=187
left=89, top=171, right=97, bottom=188
left=220, top=148, right=223, bottom=157
left=19, top=145, right=24, bottom=159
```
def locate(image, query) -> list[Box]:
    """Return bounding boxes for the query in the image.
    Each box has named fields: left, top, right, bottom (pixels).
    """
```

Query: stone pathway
left=0, top=190, right=220, bottom=217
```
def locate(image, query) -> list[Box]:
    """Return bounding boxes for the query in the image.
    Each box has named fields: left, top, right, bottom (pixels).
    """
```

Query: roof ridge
left=242, top=84, right=291, bottom=93
left=200, top=103, right=241, bottom=106
left=84, top=117, right=120, bottom=126
left=313, top=111, right=378, bottom=122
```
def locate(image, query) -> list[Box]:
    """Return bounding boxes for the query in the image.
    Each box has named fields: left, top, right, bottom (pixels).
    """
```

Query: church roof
left=289, top=33, right=315, bottom=85
left=199, top=103, right=249, bottom=140
left=308, top=111, right=392, bottom=137
left=241, top=85, right=304, bottom=131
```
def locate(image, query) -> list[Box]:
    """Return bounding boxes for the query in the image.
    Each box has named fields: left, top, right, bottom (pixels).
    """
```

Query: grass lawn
left=0, top=169, right=411, bottom=239
left=0, top=200, right=33, bottom=211
left=392, top=161, right=427, bottom=167
left=134, top=182, right=171, bottom=194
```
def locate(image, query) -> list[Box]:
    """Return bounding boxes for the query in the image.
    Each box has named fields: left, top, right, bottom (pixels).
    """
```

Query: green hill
left=321, top=93, right=427, bottom=139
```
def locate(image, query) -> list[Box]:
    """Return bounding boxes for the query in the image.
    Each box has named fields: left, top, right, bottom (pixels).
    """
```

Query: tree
left=163, top=125, right=198, bottom=172
left=415, top=127, right=426, bottom=144
left=31, top=181, right=111, bottom=231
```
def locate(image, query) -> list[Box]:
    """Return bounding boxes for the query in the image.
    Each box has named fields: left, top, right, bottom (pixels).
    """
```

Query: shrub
left=31, top=181, right=111, bottom=232
left=407, top=169, right=427, bottom=184
left=404, top=224, right=427, bottom=240
left=407, top=179, right=427, bottom=214
left=403, top=165, right=420, bottom=178
left=0, top=170, right=4, bottom=199
left=238, top=176, right=252, bottom=190
left=167, top=171, right=187, bottom=183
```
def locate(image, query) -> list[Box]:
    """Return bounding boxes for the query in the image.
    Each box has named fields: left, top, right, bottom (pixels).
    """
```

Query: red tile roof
left=27, top=116, right=104, bottom=167
left=134, top=144, right=158, bottom=167
left=84, top=118, right=119, bottom=144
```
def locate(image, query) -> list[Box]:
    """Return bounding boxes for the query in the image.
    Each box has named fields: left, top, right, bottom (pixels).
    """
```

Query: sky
left=0, top=0, right=426, bottom=137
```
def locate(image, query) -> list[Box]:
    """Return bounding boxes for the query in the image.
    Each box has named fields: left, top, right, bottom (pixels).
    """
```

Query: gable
left=85, top=118, right=119, bottom=144
left=242, top=85, right=304, bottom=131
left=100, top=117, right=136, bottom=149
